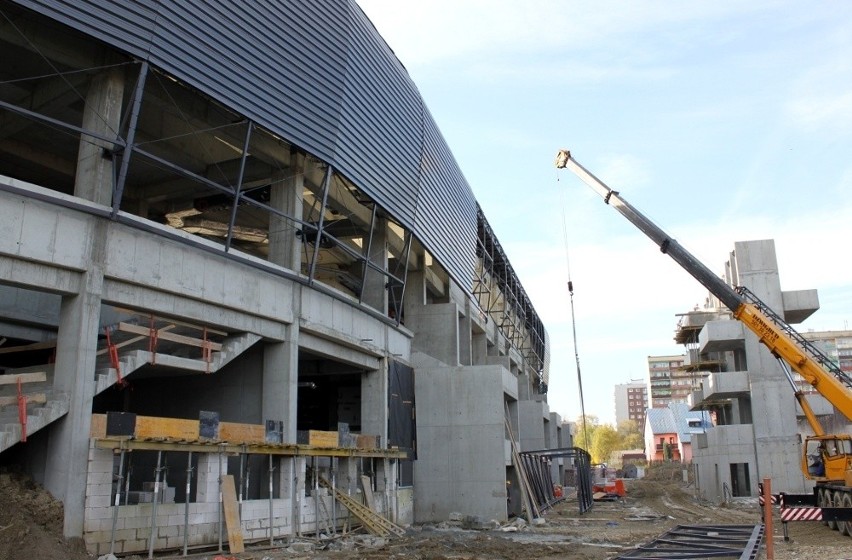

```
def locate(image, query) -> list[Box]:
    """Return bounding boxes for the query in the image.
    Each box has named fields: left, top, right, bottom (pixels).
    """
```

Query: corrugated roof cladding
left=11, top=0, right=505, bottom=314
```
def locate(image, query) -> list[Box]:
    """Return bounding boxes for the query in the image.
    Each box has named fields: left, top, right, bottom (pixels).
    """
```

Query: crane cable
left=562, top=199, right=590, bottom=452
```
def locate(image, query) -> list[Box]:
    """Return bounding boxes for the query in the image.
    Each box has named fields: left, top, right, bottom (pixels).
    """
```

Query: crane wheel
left=840, top=493, right=852, bottom=537
left=818, top=488, right=830, bottom=526
left=826, top=490, right=839, bottom=530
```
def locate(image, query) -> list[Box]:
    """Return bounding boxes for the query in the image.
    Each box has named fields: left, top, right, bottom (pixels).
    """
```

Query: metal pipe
left=313, top=457, right=319, bottom=540
left=268, top=454, right=275, bottom=546
left=111, top=61, right=149, bottom=218
left=217, top=450, right=224, bottom=553
left=307, top=166, right=333, bottom=283
left=124, top=460, right=132, bottom=505
left=147, top=450, right=163, bottom=559
left=225, top=123, right=254, bottom=251
left=183, top=451, right=193, bottom=557
left=330, top=458, right=337, bottom=535
left=109, top=450, right=125, bottom=555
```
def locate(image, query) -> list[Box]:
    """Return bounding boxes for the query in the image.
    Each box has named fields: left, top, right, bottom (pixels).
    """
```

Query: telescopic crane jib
left=555, top=149, right=852, bottom=532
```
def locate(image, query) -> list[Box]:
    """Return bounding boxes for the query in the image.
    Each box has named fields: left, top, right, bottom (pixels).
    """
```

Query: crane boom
left=555, top=149, right=852, bottom=423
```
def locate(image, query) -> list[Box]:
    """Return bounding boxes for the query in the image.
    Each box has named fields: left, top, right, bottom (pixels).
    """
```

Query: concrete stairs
left=0, top=364, right=69, bottom=453
left=94, top=331, right=261, bottom=396
left=0, top=331, right=261, bottom=454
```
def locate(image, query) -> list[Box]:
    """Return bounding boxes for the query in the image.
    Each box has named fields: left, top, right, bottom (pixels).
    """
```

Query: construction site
left=0, top=1, right=850, bottom=559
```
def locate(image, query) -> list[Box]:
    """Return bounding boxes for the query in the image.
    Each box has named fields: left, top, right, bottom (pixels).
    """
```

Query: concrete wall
left=517, top=400, right=548, bottom=452
left=413, top=364, right=515, bottom=522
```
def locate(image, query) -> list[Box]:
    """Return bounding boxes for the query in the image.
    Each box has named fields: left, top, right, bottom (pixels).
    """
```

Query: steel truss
left=613, top=524, right=764, bottom=559
left=474, top=206, right=548, bottom=389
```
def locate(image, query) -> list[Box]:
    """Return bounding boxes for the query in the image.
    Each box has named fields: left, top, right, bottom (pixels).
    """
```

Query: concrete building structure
left=646, top=354, right=685, bottom=408
left=0, top=1, right=566, bottom=554
left=684, top=240, right=852, bottom=501
left=614, top=379, right=648, bottom=427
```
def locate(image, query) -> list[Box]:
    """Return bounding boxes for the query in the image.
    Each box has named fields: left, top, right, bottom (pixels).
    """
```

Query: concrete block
left=122, top=539, right=148, bottom=553
left=123, top=515, right=149, bottom=530
left=86, top=494, right=112, bottom=508
left=158, top=525, right=179, bottom=538
left=87, top=482, right=113, bottom=498
left=87, top=506, right=114, bottom=520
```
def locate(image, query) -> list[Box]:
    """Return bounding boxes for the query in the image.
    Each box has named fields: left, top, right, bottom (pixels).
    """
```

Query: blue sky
left=357, top=1, right=852, bottom=425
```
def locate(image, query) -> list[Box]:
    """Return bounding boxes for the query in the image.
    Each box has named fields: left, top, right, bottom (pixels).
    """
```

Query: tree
left=590, top=424, right=618, bottom=464
left=573, top=414, right=599, bottom=452
left=616, top=420, right=644, bottom=451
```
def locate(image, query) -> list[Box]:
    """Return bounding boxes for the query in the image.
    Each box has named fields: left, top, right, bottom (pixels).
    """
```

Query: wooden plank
left=90, top=414, right=107, bottom=438
left=96, top=325, right=176, bottom=356
left=360, top=475, right=376, bottom=511
left=219, top=421, right=265, bottom=444
left=0, top=372, right=46, bottom=385
left=309, top=430, right=339, bottom=447
left=0, top=393, right=46, bottom=407
left=355, top=434, right=380, bottom=449
left=134, top=416, right=199, bottom=440
left=148, top=316, right=228, bottom=337
left=221, top=474, right=244, bottom=553
left=117, top=322, right=223, bottom=351
left=0, top=341, right=56, bottom=355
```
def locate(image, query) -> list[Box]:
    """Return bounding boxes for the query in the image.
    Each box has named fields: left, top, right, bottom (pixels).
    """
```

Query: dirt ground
left=4, top=464, right=851, bottom=560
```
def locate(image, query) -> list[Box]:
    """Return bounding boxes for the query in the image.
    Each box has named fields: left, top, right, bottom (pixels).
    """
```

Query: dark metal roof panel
left=9, top=0, right=482, bottom=293
left=417, top=110, right=478, bottom=287
left=334, top=5, right=422, bottom=226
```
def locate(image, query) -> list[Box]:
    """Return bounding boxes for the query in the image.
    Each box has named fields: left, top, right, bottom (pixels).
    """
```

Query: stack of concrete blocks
left=83, top=447, right=224, bottom=554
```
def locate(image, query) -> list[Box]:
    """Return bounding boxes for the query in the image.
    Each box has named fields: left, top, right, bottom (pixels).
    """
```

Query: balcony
left=699, top=320, right=745, bottom=353
left=690, top=371, right=749, bottom=409
left=781, top=289, right=819, bottom=324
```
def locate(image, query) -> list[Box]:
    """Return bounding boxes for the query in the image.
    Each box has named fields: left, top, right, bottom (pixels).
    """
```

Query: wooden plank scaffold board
left=221, top=475, right=245, bottom=553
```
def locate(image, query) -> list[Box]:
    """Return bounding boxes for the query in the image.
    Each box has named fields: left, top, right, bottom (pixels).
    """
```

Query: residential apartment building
left=614, top=379, right=648, bottom=426
left=647, top=354, right=685, bottom=408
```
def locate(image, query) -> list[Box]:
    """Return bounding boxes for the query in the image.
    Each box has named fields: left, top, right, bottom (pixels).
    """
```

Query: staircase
left=0, top=327, right=261, bottom=454
left=94, top=328, right=261, bottom=396
left=0, top=365, right=69, bottom=453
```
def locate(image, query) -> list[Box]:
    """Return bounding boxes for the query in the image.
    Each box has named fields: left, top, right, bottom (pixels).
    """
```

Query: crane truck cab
left=804, top=435, right=852, bottom=484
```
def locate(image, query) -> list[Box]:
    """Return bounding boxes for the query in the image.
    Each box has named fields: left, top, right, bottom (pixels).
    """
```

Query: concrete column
left=262, top=325, right=299, bottom=443
left=44, top=246, right=105, bottom=537
left=268, top=154, right=304, bottom=272
left=403, top=269, right=426, bottom=315
left=75, top=67, right=125, bottom=206
left=361, top=362, right=388, bottom=444
left=459, top=312, right=472, bottom=366
left=362, top=217, right=388, bottom=314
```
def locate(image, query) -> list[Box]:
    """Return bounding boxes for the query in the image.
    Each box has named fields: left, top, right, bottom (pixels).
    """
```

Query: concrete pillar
left=268, top=154, right=304, bottom=272
left=44, top=246, right=105, bottom=536
left=361, top=362, right=387, bottom=444
left=472, top=332, right=487, bottom=365
left=262, top=326, right=299, bottom=443
left=458, top=312, right=472, bottom=366
left=75, top=67, right=125, bottom=206
left=362, top=217, right=388, bottom=314
left=403, top=269, right=426, bottom=316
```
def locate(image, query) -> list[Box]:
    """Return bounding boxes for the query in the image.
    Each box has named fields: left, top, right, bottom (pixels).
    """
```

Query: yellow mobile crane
left=555, top=149, right=852, bottom=535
